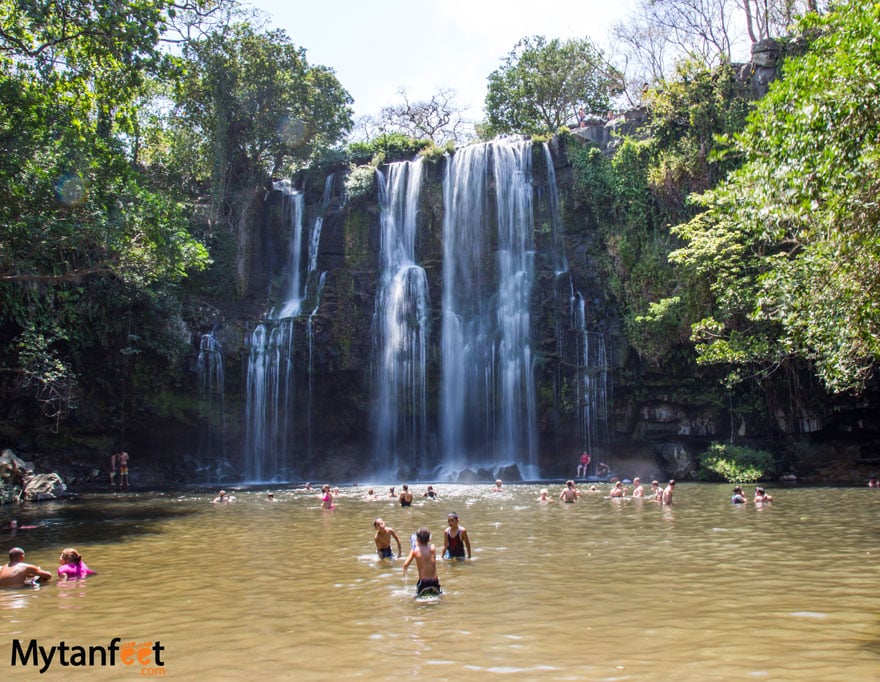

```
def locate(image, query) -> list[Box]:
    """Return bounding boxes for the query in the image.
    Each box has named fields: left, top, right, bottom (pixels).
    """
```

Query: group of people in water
left=371, top=510, right=472, bottom=596
left=0, top=546, right=95, bottom=588
left=544, top=477, right=676, bottom=505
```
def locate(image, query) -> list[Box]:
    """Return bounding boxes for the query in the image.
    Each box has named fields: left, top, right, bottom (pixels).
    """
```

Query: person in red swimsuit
left=577, top=452, right=591, bottom=478
left=442, top=512, right=471, bottom=560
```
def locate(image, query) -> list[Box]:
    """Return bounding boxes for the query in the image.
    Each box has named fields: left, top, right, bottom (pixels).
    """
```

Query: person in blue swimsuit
left=442, top=512, right=471, bottom=560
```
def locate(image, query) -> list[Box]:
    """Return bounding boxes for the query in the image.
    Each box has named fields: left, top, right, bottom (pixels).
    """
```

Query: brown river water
left=1, top=482, right=878, bottom=680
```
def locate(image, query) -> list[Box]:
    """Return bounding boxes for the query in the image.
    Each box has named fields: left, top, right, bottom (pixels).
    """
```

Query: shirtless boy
left=661, top=479, right=675, bottom=505
left=632, top=477, right=644, bottom=497
left=0, top=547, right=53, bottom=588
left=373, top=518, right=402, bottom=559
left=442, top=512, right=471, bottom=559
left=403, top=527, right=441, bottom=595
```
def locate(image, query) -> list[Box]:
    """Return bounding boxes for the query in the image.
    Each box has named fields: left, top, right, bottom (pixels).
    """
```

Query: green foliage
left=174, top=22, right=353, bottom=196
left=568, top=138, right=690, bottom=362
left=344, top=164, right=377, bottom=202
left=485, top=35, right=621, bottom=136
left=697, top=442, right=776, bottom=482
left=670, top=1, right=880, bottom=394
left=347, top=133, right=433, bottom=165
left=420, top=141, right=456, bottom=162
left=0, top=0, right=211, bottom=431
left=565, top=56, right=757, bottom=369
left=645, top=59, right=752, bottom=223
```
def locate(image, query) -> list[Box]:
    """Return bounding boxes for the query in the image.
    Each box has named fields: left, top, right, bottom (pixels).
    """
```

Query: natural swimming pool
left=1, top=482, right=878, bottom=680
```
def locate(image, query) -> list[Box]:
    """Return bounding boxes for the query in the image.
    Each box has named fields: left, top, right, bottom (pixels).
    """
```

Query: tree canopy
left=668, top=0, right=880, bottom=394
left=484, top=36, right=621, bottom=136
left=0, top=3, right=354, bottom=429
left=177, top=22, right=353, bottom=185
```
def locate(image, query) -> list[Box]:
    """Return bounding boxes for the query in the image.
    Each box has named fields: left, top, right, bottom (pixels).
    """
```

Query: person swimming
left=442, top=512, right=472, bottom=560
left=321, top=485, right=335, bottom=509
left=57, top=548, right=96, bottom=580
left=0, top=547, right=53, bottom=588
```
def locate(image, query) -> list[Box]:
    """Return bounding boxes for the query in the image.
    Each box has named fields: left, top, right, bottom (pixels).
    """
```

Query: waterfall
left=197, top=331, right=225, bottom=457
left=542, top=143, right=568, bottom=275
left=372, top=159, right=429, bottom=473
left=306, top=174, right=333, bottom=299
left=307, top=271, right=327, bottom=463
left=441, top=138, right=538, bottom=474
left=243, top=176, right=334, bottom=482
left=242, top=183, right=304, bottom=481
left=570, top=285, right=611, bottom=456
left=274, top=182, right=305, bottom=320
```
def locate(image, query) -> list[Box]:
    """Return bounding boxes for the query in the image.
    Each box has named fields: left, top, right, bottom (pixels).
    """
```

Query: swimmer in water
left=660, top=479, right=675, bottom=505
left=321, top=485, right=335, bottom=509
left=442, top=512, right=471, bottom=560
left=57, top=548, right=96, bottom=580
left=403, top=528, right=441, bottom=596
left=559, top=480, right=581, bottom=503
left=754, top=486, right=773, bottom=503
left=537, top=489, right=553, bottom=503
left=0, top=547, right=52, bottom=588
left=631, top=477, right=644, bottom=497
left=373, top=518, right=402, bottom=560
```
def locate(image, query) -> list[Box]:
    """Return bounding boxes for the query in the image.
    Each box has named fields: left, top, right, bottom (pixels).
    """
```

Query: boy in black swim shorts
left=403, top=527, right=441, bottom=595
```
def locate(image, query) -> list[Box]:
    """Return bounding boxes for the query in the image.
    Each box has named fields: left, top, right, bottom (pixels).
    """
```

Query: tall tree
left=669, top=0, right=880, bottom=394
left=175, top=22, right=353, bottom=295
left=359, top=87, right=471, bottom=145
left=484, top=36, right=621, bottom=136
left=646, top=0, right=741, bottom=64
left=0, top=0, right=211, bottom=428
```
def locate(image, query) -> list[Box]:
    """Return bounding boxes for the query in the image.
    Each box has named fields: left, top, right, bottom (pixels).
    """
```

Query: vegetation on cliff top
left=0, top=0, right=876, bottom=460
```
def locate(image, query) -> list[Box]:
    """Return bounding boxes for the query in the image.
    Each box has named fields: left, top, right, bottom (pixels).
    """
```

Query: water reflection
left=1, top=483, right=878, bottom=679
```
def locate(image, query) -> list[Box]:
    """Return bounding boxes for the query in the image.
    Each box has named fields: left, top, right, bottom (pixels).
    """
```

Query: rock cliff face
left=176, top=134, right=877, bottom=486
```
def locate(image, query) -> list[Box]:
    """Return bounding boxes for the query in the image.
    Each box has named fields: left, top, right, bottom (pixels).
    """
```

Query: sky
left=246, top=0, right=635, bottom=123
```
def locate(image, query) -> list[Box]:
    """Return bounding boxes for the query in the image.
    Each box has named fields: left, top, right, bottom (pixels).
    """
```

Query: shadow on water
left=0, top=492, right=202, bottom=554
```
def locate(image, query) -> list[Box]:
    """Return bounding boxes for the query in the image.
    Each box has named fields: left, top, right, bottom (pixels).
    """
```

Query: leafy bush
left=697, top=442, right=775, bottom=482
left=347, top=134, right=432, bottom=165
left=344, top=164, right=377, bottom=201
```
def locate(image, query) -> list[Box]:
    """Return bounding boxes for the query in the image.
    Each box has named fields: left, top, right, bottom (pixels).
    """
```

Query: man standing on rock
left=111, top=450, right=130, bottom=490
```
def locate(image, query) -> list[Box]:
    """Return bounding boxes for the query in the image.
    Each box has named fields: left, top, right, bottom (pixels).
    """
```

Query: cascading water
left=570, top=285, right=611, bottom=459
left=306, top=174, right=333, bottom=299
left=306, top=271, right=327, bottom=463
left=243, top=175, right=335, bottom=481
left=441, top=138, right=538, bottom=475
left=372, top=159, right=429, bottom=473
left=542, top=143, right=568, bottom=276
left=196, top=330, right=225, bottom=458
left=274, top=182, right=306, bottom=320
left=243, top=183, right=303, bottom=481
